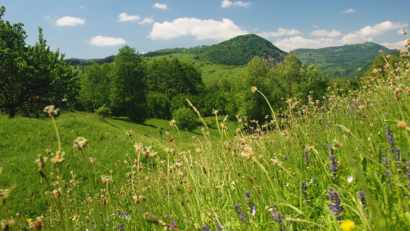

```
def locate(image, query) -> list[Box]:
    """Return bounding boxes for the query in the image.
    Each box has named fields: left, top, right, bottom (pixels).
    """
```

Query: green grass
left=1, top=54, right=410, bottom=230
left=147, top=53, right=246, bottom=83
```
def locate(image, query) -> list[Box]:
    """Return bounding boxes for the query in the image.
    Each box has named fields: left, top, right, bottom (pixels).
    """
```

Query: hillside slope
left=292, top=42, right=394, bottom=79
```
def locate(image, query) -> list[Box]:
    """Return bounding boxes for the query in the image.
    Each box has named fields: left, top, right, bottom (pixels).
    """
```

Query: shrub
left=95, top=104, right=112, bottom=119
left=172, top=107, right=198, bottom=132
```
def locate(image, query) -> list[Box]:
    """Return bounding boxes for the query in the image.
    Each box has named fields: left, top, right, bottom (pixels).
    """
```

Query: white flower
left=309, top=177, right=314, bottom=184
left=231, top=181, right=236, bottom=186
left=285, top=183, right=289, bottom=187
left=348, top=176, right=353, bottom=183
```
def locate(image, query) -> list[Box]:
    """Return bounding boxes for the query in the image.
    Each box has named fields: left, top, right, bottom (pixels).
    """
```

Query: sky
left=2, top=0, right=409, bottom=59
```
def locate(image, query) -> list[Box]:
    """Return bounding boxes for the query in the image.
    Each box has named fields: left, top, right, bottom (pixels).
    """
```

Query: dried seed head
left=73, top=137, right=88, bottom=150
left=251, top=86, right=258, bottom=92
left=396, top=120, right=408, bottom=129
left=43, top=105, right=59, bottom=117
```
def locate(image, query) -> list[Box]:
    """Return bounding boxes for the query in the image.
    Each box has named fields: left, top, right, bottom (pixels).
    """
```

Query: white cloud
left=80, top=6, right=85, bottom=10
left=86, top=36, right=126, bottom=46
left=254, top=28, right=258, bottom=31
left=153, top=3, right=167, bottom=9
left=257, top=28, right=301, bottom=38
left=148, top=17, right=248, bottom=41
left=44, top=16, right=50, bottom=19
left=381, top=39, right=408, bottom=49
left=313, top=24, right=319, bottom=28
left=222, top=0, right=251, bottom=7
left=139, top=17, right=155, bottom=25
left=309, top=29, right=342, bottom=37
left=55, top=16, right=85, bottom=26
left=341, top=8, right=355, bottom=13
left=273, top=20, right=409, bottom=51
left=233, top=1, right=252, bottom=7
left=118, top=13, right=140, bottom=22
left=221, top=0, right=232, bottom=8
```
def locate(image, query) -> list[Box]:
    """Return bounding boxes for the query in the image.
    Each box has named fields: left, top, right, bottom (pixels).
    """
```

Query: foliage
left=95, top=104, right=112, bottom=119
left=110, top=45, right=147, bottom=123
left=79, top=62, right=112, bottom=111
left=293, top=42, right=394, bottom=79
left=146, top=92, right=170, bottom=119
left=172, top=107, right=198, bottom=131
left=0, top=6, right=78, bottom=118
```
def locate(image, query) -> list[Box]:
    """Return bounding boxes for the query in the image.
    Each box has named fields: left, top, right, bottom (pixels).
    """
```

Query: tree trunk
left=9, top=107, right=16, bottom=118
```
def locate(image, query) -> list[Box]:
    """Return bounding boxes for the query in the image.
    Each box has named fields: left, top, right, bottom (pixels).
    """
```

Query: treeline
left=77, top=49, right=329, bottom=125
left=78, top=46, right=205, bottom=122
left=63, top=55, right=116, bottom=66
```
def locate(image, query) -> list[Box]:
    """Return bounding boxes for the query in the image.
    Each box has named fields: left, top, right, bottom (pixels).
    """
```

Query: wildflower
left=340, top=220, right=356, bottom=231
left=302, top=180, right=308, bottom=204
left=329, top=147, right=338, bottom=179
left=252, top=206, right=256, bottom=216
left=404, top=29, right=407, bottom=35
left=234, top=204, right=245, bottom=221
left=213, top=109, right=219, bottom=116
left=143, top=212, right=165, bottom=226
left=303, top=149, right=310, bottom=167
left=223, top=115, right=228, bottom=122
left=73, top=137, right=88, bottom=150
left=347, top=176, right=353, bottom=183
left=357, top=68, right=361, bottom=72
left=89, top=158, right=96, bottom=165
left=50, top=151, right=65, bottom=164
left=396, top=120, right=408, bottom=129
left=359, top=189, right=367, bottom=208
left=169, top=120, right=176, bottom=126
left=251, top=86, right=258, bottom=92
left=35, top=155, right=47, bottom=168
left=241, top=146, right=254, bottom=160
left=202, top=224, right=211, bottom=231
left=327, top=187, right=344, bottom=220
left=126, top=130, right=132, bottom=137
left=45, top=149, right=51, bottom=154
left=43, top=105, right=59, bottom=117
left=52, top=188, right=62, bottom=199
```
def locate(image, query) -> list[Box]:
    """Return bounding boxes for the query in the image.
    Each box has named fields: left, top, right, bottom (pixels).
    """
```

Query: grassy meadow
left=1, top=54, right=410, bottom=231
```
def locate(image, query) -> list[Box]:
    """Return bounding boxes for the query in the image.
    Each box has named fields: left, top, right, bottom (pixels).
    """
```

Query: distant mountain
left=143, top=34, right=287, bottom=67
left=292, top=42, right=394, bottom=79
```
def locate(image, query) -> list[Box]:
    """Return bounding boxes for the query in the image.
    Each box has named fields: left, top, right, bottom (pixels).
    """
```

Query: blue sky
left=2, top=0, right=408, bottom=59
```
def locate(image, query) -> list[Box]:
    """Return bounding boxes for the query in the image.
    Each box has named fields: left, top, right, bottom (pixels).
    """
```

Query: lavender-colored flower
left=324, top=143, right=328, bottom=149
left=304, top=149, right=310, bottom=167
left=202, top=224, right=211, bottom=231
left=302, top=180, right=308, bottom=204
left=327, top=188, right=343, bottom=220
left=329, top=147, right=338, bottom=179
left=359, top=189, right=367, bottom=208
left=234, top=204, right=245, bottom=221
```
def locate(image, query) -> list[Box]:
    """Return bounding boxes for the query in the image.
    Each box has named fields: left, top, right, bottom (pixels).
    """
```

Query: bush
left=172, top=107, right=198, bottom=132
left=95, top=104, right=112, bottom=119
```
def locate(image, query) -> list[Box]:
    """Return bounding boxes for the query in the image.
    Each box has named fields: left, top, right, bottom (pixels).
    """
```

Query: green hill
left=292, top=42, right=394, bottom=79
left=144, top=34, right=288, bottom=67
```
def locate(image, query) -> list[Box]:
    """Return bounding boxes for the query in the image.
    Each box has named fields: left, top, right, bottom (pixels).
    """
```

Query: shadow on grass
left=111, top=117, right=158, bottom=129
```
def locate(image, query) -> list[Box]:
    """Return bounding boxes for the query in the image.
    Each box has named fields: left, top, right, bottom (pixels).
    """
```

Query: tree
left=110, top=45, right=147, bottom=123
left=0, top=6, right=78, bottom=118
left=79, top=62, right=112, bottom=112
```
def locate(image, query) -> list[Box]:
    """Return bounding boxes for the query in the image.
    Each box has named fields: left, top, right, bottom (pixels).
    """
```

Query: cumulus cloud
left=257, top=28, right=301, bottom=38
left=234, top=1, right=252, bottom=7
left=153, top=3, right=167, bottom=9
left=221, top=0, right=232, bottom=7
left=55, top=16, right=85, bottom=26
left=273, top=20, right=409, bottom=51
left=148, top=17, right=248, bottom=40
left=309, top=29, right=342, bottom=37
left=381, top=39, right=408, bottom=49
left=222, top=0, right=251, bottom=7
left=341, top=8, right=355, bottom=13
left=118, top=13, right=140, bottom=22
left=139, top=17, right=155, bottom=25
left=86, top=36, right=126, bottom=46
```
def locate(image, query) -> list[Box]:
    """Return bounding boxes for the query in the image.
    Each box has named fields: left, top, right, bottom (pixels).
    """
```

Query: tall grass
left=1, top=44, right=410, bottom=230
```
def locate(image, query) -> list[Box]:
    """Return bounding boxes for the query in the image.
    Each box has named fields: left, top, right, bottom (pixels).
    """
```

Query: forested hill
left=292, top=42, right=394, bottom=79
left=143, top=34, right=288, bottom=67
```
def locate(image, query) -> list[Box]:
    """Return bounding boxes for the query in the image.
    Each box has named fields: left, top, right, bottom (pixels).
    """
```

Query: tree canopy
left=0, top=6, right=78, bottom=118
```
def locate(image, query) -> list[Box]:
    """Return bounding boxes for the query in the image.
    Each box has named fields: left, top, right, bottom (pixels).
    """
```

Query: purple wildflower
left=327, top=187, right=344, bottom=220
left=329, top=147, right=338, bottom=179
